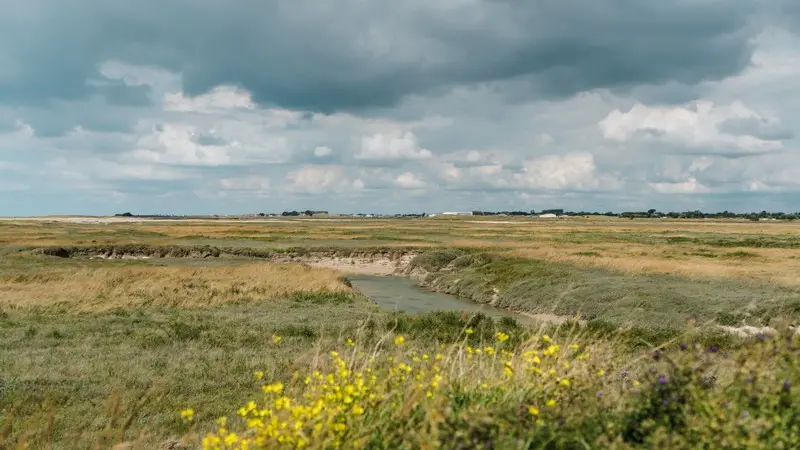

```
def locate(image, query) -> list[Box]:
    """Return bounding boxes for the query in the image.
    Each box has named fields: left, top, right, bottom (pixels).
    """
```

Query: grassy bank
left=410, top=250, right=800, bottom=331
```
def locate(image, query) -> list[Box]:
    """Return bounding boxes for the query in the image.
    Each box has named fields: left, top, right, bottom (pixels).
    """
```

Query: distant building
left=441, top=211, right=473, bottom=216
left=538, top=213, right=558, bottom=218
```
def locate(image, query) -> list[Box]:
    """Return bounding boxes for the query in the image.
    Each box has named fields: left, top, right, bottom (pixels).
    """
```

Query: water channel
left=347, top=274, right=532, bottom=324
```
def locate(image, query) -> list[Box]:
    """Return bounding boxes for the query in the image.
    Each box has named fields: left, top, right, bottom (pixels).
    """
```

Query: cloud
left=313, top=146, right=333, bottom=157
left=394, top=172, right=426, bottom=189
left=599, top=100, right=788, bottom=157
left=286, top=165, right=364, bottom=194
left=356, top=130, right=432, bottom=163
left=0, top=0, right=762, bottom=111
left=3, top=4, right=800, bottom=215
left=164, top=86, right=256, bottom=112
left=46, top=157, right=191, bottom=182
left=514, top=153, right=619, bottom=191
left=649, top=178, right=710, bottom=194
left=217, top=175, right=271, bottom=198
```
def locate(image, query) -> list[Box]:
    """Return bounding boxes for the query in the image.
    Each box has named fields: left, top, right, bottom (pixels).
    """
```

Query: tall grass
left=0, top=262, right=352, bottom=313
left=172, top=327, right=800, bottom=448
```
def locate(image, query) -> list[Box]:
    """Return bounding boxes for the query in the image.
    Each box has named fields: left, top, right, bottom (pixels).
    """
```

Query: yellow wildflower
left=180, top=408, right=194, bottom=422
left=546, top=399, right=556, bottom=407
left=496, top=331, right=510, bottom=343
left=465, top=328, right=474, bottom=335
left=559, top=378, right=570, bottom=387
left=528, top=406, right=540, bottom=416
left=542, top=335, right=552, bottom=343
left=272, top=334, right=282, bottom=344
left=253, top=371, right=264, bottom=380
left=224, top=433, right=239, bottom=446
left=394, top=335, right=406, bottom=346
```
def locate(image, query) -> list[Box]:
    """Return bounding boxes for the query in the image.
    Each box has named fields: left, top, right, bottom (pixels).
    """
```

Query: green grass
left=412, top=250, right=800, bottom=330
left=0, top=298, right=382, bottom=447
left=3, top=227, right=800, bottom=448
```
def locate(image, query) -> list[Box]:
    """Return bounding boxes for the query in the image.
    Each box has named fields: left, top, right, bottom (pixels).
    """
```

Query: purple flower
left=597, top=391, right=603, bottom=399
left=709, top=345, right=720, bottom=353
left=658, top=375, right=668, bottom=385
left=783, top=380, right=792, bottom=391
left=679, top=343, right=688, bottom=351
left=619, top=370, right=629, bottom=379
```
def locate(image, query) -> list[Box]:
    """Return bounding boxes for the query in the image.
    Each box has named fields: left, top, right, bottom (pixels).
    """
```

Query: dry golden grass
left=0, top=262, right=352, bottom=313
left=3, top=216, right=800, bottom=284
left=503, top=245, right=799, bottom=282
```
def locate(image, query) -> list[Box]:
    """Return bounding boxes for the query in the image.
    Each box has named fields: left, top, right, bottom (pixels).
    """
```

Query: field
left=1, top=216, right=799, bottom=448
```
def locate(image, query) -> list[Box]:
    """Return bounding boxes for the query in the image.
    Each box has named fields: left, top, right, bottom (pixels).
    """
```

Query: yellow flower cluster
left=197, top=332, right=600, bottom=449
left=202, top=337, right=453, bottom=449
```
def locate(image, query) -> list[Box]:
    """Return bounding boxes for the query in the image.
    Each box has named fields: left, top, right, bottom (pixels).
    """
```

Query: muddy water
left=348, top=274, right=532, bottom=324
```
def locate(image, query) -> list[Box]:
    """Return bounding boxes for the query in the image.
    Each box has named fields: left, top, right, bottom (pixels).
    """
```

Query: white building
left=441, top=211, right=473, bottom=216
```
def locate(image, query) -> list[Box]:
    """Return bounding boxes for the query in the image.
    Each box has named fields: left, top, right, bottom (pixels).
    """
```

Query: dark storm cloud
left=0, top=0, right=763, bottom=112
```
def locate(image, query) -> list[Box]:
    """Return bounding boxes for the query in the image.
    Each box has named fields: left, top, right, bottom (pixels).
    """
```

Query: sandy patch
left=299, top=254, right=416, bottom=276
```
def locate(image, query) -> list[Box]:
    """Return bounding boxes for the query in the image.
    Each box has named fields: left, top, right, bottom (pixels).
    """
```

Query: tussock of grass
left=0, top=262, right=353, bottom=313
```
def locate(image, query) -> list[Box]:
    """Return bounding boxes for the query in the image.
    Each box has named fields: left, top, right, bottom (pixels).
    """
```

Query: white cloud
left=123, top=122, right=293, bottom=166
left=98, top=60, right=178, bottom=88
left=286, top=165, right=363, bottom=194
left=394, top=172, right=426, bottom=189
left=688, top=157, right=714, bottom=173
left=220, top=176, right=271, bottom=191
left=649, top=178, right=710, bottom=194
left=514, top=153, right=618, bottom=191
left=599, top=100, right=786, bottom=156
left=356, top=130, right=433, bottom=162
left=0, top=120, right=35, bottom=150
left=164, top=85, right=256, bottom=112
left=47, top=157, right=190, bottom=182
left=314, top=146, right=333, bottom=157
left=126, top=123, right=233, bottom=166
left=536, top=133, right=555, bottom=145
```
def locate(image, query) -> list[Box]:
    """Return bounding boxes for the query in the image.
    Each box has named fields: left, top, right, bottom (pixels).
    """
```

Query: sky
left=1, top=1, right=800, bottom=216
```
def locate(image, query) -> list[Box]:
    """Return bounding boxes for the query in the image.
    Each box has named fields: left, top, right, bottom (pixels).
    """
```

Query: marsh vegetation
left=1, top=217, right=799, bottom=448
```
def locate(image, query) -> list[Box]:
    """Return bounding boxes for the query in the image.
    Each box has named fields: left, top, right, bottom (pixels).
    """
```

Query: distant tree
left=115, top=212, right=133, bottom=217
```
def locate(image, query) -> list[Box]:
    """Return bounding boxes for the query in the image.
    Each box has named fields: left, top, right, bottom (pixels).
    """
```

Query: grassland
left=1, top=216, right=799, bottom=448
left=4, top=216, right=800, bottom=285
